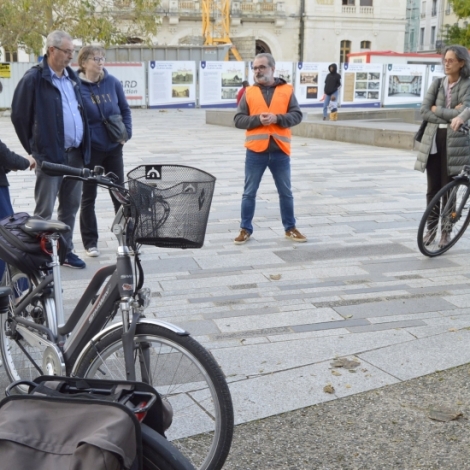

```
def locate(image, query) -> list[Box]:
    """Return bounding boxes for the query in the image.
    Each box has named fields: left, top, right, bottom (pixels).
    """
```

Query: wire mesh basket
left=127, top=165, right=216, bottom=249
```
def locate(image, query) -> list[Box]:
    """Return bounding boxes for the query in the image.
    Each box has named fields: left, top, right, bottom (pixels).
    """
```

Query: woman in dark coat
left=77, top=45, right=132, bottom=257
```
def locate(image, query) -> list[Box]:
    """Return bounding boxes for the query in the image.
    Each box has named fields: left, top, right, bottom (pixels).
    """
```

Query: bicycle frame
left=4, top=203, right=188, bottom=380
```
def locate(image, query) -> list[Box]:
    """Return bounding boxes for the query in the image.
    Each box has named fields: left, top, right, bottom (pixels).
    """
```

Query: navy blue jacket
left=10, top=55, right=91, bottom=165
left=0, top=139, right=29, bottom=187
left=79, top=69, right=132, bottom=152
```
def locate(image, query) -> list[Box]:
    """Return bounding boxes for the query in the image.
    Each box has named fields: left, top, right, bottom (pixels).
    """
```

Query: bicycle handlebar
left=41, top=161, right=92, bottom=178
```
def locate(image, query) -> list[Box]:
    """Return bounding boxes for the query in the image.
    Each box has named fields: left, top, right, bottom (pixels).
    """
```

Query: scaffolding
left=202, top=0, right=242, bottom=60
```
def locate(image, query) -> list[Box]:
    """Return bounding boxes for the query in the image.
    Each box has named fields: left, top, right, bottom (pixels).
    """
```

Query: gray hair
left=443, top=45, right=470, bottom=79
left=46, top=30, right=73, bottom=49
left=77, top=45, right=106, bottom=72
left=255, top=53, right=275, bottom=68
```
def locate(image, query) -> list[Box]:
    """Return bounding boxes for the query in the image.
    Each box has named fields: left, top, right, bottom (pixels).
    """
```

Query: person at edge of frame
left=10, top=30, right=91, bottom=269
left=76, top=45, right=132, bottom=259
left=0, top=142, right=36, bottom=278
left=233, top=52, right=306, bottom=245
left=414, top=44, right=470, bottom=249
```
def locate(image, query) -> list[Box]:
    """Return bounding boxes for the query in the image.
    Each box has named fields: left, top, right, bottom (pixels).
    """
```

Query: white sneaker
left=86, top=247, right=100, bottom=257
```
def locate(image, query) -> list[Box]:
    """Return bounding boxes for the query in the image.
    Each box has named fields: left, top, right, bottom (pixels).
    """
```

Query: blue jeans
left=323, top=90, right=339, bottom=118
left=240, top=149, right=296, bottom=234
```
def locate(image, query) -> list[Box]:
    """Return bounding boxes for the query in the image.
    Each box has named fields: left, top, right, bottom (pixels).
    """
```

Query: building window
left=360, top=40, right=371, bottom=49
left=421, top=1, right=426, bottom=17
left=360, top=0, right=372, bottom=5
left=431, top=26, right=436, bottom=46
left=4, top=51, right=18, bottom=62
left=342, top=0, right=355, bottom=4
left=431, top=0, right=437, bottom=16
left=340, top=40, right=351, bottom=63
left=419, top=28, right=425, bottom=47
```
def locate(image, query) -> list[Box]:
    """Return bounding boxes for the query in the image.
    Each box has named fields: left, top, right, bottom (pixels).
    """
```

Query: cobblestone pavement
left=1, top=108, right=470, bottom=467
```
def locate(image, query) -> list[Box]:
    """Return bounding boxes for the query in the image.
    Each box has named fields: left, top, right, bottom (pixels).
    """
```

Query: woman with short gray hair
left=77, top=45, right=132, bottom=257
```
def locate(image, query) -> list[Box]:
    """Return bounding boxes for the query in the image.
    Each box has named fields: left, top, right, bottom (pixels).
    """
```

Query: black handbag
left=91, top=91, right=129, bottom=143
left=415, top=78, right=442, bottom=143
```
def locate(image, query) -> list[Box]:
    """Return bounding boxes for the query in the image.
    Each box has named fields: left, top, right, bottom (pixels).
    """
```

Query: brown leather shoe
left=423, top=231, right=436, bottom=246
left=438, top=232, right=450, bottom=248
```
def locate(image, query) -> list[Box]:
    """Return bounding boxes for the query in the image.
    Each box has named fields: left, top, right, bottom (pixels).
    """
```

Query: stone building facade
left=154, top=0, right=408, bottom=63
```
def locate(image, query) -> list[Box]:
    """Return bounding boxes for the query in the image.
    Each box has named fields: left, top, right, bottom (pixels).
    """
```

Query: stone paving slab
left=2, top=108, right=470, bottom=441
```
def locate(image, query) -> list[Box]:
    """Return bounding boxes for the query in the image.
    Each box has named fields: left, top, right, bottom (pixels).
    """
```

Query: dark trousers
left=426, top=129, right=452, bottom=231
left=34, top=148, right=84, bottom=253
left=80, top=146, right=124, bottom=250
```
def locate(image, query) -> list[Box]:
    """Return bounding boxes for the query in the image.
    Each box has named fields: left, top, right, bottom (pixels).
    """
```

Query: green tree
left=444, top=0, right=470, bottom=48
left=0, top=0, right=160, bottom=56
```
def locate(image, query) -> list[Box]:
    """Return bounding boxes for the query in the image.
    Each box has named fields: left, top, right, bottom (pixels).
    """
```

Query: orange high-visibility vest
left=245, top=84, right=293, bottom=156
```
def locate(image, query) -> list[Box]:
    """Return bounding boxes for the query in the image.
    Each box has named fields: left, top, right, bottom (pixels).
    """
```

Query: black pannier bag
left=0, top=212, right=66, bottom=275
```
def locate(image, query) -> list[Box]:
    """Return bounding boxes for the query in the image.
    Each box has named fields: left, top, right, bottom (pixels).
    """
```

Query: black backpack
left=0, top=212, right=66, bottom=275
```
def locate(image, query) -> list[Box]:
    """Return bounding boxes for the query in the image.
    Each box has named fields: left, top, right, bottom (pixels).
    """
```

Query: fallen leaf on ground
left=270, top=274, right=281, bottom=280
left=323, top=384, right=335, bottom=394
left=331, top=370, right=342, bottom=376
left=330, top=357, right=361, bottom=369
left=449, top=328, right=458, bottom=332
left=428, top=407, right=463, bottom=422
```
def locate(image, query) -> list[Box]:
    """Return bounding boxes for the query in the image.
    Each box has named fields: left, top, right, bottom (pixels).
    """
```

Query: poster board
left=104, top=62, right=146, bottom=107
left=383, top=63, right=427, bottom=108
left=340, top=63, right=383, bottom=108
left=426, top=64, right=445, bottom=92
left=294, top=62, right=331, bottom=107
left=148, top=61, right=197, bottom=108
left=199, top=61, right=246, bottom=108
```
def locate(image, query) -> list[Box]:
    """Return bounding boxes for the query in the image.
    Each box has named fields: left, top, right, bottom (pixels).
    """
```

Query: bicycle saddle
left=23, top=218, right=70, bottom=234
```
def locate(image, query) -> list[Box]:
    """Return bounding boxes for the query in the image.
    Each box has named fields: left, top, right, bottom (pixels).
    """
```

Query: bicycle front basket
left=127, top=165, right=216, bottom=249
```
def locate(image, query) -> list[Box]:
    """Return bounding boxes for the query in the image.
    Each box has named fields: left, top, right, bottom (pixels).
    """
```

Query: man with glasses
left=233, top=53, right=306, bottom=244
left=11, top=30, right=90, bottom=268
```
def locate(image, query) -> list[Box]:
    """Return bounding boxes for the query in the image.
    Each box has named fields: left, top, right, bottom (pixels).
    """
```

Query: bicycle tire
left=142, top=423, right=196, bottom=470
left=0, top=265, right=48, bottom=392
left=417, top=179, right=470, bottom=257
left=75, top=323, right=234, bottom=470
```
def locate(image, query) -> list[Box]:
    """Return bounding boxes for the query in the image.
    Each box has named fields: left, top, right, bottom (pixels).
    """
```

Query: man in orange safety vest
left=233, top=53, right=306, bottom=245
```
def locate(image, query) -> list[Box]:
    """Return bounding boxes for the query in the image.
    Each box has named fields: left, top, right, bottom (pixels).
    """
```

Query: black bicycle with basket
left=0, top=163, right=233, bottom=470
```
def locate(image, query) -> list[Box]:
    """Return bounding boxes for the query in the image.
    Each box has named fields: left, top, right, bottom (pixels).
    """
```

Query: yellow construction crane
left=202, top=0, right=242, bottom=60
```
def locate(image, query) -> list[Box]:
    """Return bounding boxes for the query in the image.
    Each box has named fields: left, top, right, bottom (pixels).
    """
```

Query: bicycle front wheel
left=75, top=323, right=234, bottom=470
left=417, top=179, right=470, bottom=257
left=0, top=265, right=47, bottom=392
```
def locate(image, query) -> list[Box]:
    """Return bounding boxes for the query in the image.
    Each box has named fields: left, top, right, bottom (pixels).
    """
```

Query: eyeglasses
left=54, top=46, right=75, bottom=56
left=253, top=65, right=268, bottom=71
left=443, top=58, right=459, bottom=65
left=91, top=57, right=105, bottom=63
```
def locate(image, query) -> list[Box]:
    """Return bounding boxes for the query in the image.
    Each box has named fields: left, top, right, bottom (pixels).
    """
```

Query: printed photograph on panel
left=306, top=86, right=318, bottom=99
left=172, top=72, right=193, bottom=84
left=300, top=72, right=318, bottom=85
left=221, top=73, right=243, bottom=87
left=221, top=88, right=238, bottom=99
left=172, top=86, right=190, bottom=98
left=388, top=75, right=422, bottom=97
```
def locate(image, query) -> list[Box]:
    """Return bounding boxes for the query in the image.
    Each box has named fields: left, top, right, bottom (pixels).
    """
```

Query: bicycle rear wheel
left=417, top=179, right=470, bottom=257
left=0, top=265, right=47, bottom=392
left=75, top=323, right=234, bottom=470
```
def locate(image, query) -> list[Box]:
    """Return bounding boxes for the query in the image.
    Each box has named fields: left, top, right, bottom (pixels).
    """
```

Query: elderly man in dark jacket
left=11, top=30, right=91, bottom=269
